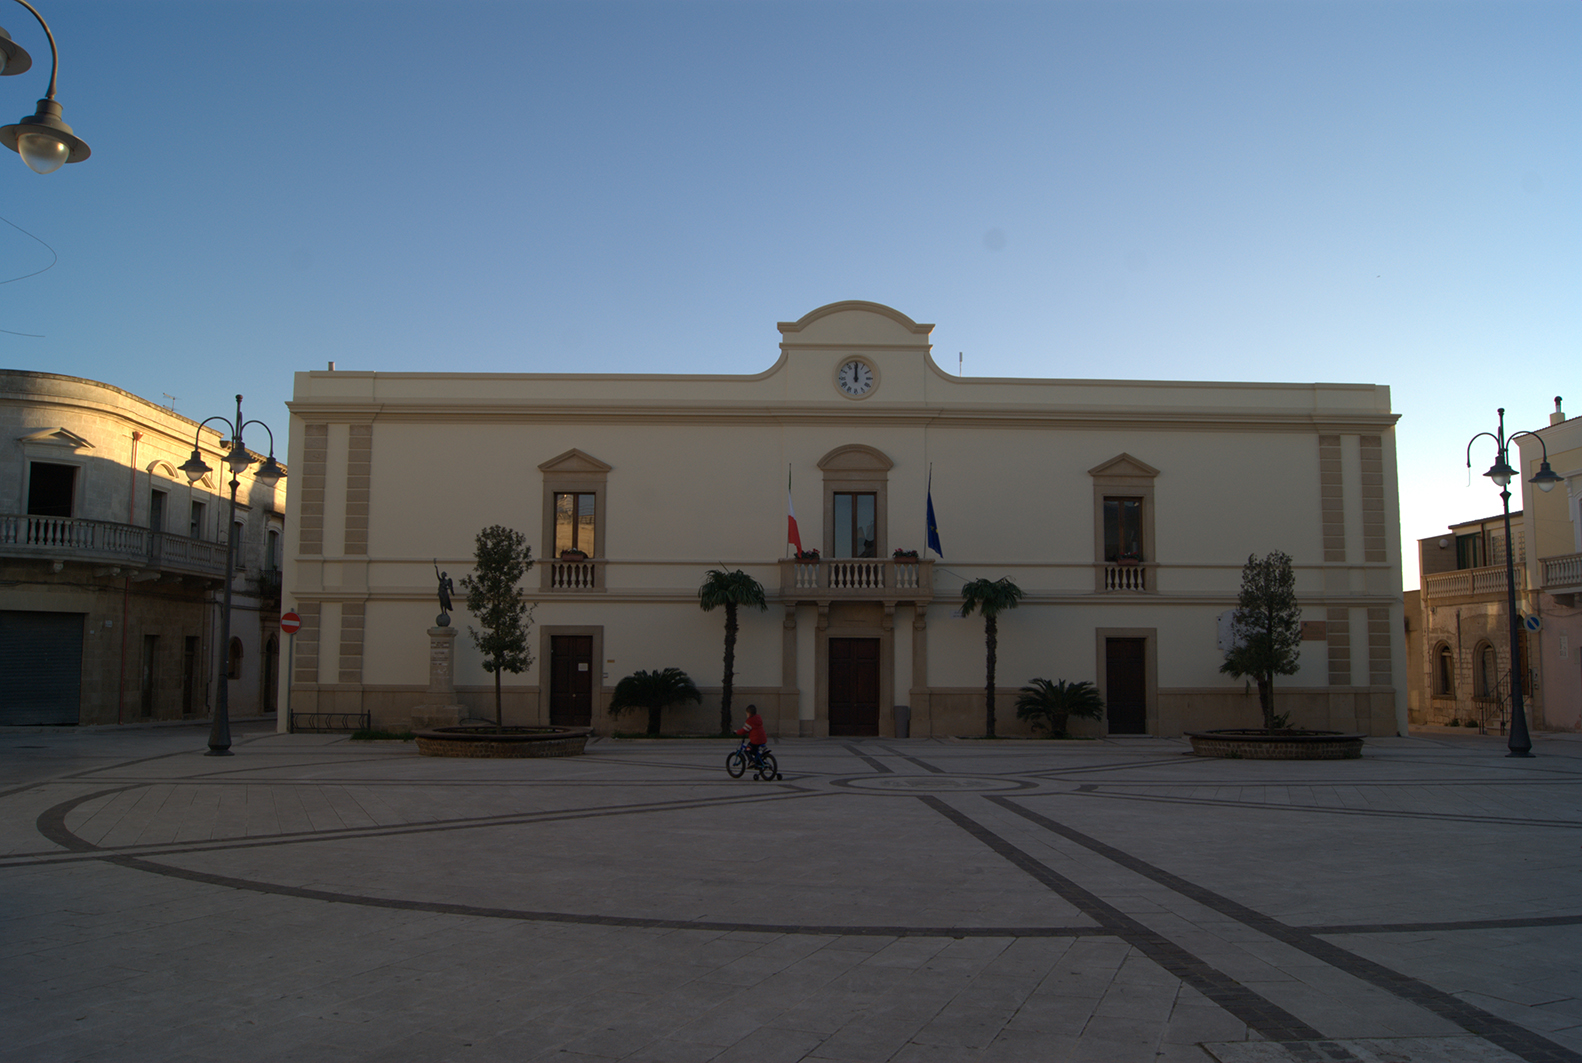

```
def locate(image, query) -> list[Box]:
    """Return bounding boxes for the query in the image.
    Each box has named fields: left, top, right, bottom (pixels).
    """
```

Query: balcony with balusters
left=779, top=557, right=933, bottom=602
left=1, top=513, right=229, bottom=579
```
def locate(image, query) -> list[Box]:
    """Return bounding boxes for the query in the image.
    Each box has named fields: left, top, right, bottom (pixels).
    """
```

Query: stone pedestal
left=412, top=626, right=465, bottom=730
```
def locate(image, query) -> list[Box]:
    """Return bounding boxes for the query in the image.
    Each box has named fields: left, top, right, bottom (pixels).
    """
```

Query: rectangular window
left=266, top=529, right=280, bottom=573
left=190, top=501, right=206, bottom=539
left=554, top=493, right=596, bottom=557
left=27, top=462, right=76, bottom=517
left=1455, top=533, right=1484, bottom=570
left=1104, top=497, right=1144, bottom=562
left=149, top=489, right=167, bottom=532
left=833, top=493, right=878, bottom=558
left=232, top=520, right=246, bottom=567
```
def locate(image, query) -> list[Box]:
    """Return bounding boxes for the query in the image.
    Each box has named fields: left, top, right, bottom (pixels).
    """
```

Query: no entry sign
left=280, top=611, right=302, bottom=634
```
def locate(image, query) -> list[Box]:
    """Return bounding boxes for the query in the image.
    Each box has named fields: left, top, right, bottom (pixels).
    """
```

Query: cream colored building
left=1517, top=399, right=1582, bottom=731
left=281, top=301, right=1406, bottom=738
left=1, top=371, right=287, bottom=725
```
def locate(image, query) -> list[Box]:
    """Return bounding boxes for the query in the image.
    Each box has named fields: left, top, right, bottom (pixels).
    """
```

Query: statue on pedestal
left=434, top=560, right=454, bottom=627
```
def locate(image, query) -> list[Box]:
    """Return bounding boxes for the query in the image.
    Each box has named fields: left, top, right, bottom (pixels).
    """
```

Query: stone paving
left=1, top=723, right=1579, bottom=1063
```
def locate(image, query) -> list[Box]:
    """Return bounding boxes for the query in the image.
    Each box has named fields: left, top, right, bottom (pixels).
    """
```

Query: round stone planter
left=415, top=726, right=592, bottom=759
left=1185, top=729, right=1365, bottom=760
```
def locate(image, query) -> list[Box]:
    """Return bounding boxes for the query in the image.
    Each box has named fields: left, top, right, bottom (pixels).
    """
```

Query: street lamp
left=1465, top=407, right=1562, bottom=758
left=182, top=395, right=284, bottom=756
left=0, top=0, right=89, bottom=173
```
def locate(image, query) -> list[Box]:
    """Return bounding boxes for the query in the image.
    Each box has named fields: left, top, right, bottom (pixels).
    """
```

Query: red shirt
left=736, top=713, right=766, bottom=745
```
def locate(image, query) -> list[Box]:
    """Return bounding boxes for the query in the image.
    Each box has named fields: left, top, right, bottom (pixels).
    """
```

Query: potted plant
left=559, top=548, right=588, bottom=561
left=796, top=548, right=821, bottom=561
left=1116, top=550, right=1141, bottom=567
left=892, top=548, right=919, bottom=560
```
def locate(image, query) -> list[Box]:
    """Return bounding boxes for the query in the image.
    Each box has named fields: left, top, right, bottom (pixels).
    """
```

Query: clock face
left=836, top=359, right=876, bottom=397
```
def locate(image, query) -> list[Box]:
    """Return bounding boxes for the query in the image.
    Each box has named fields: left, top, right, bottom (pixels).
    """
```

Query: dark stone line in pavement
left=987, top=795, right=1582, bottom=1063
left=918, top=793, right=1328, bottom=1044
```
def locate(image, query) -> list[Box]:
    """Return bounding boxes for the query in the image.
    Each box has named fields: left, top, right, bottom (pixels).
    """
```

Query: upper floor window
left=266, top=528, right=280, bottom=573
left=190, top=501, right=206, bottom=539
left=27, top=462, right=76, bottom=517
left=150, top=489, right=167, bottom=532
left=1104, top=497, right=1144, bottom=562
left=833, top=492, right=878, bottom=558
left=555, top=492, right=597, bottom=557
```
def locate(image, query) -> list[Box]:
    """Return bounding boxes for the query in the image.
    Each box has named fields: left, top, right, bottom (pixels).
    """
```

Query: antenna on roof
left=958, top=351, right=963, bottom=376
left=163, top=393, right=178, bottom=413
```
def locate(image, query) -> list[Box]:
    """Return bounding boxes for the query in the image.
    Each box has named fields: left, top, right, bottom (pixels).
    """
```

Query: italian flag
left=787, top=466, right=803, bottom=555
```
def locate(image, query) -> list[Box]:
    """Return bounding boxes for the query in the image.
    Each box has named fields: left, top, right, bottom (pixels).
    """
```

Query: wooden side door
left=829, top=637, right=880, bottom=736
left=550, top=635, right=594, bottom=727
left=1105, top=638, right=1148, bottom=734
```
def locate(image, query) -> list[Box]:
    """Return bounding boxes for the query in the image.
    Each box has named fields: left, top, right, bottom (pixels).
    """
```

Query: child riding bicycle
left=735, top=704, right=767, bottom=768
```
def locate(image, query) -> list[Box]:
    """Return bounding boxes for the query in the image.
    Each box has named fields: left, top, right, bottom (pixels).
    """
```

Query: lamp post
left=1465, top=408, right=1562, bottom=757
left=0, top=0, right=89, bottom=173
left=181, top=396, right=284, bottom=756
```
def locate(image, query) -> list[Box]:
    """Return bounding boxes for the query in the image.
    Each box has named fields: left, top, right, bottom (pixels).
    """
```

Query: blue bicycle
left=727, top=738, right=781, bottom=780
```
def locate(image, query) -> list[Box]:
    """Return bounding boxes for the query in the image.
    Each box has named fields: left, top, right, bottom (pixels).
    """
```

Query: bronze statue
left=434, top=561, right=454, bottom=625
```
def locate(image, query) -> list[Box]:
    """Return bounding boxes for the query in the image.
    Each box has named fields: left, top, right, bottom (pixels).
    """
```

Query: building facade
left=1518, top=399, right=1582, bottom=731
left=281, top=302, right=1407, bottom=738
left=0, top=371, right=287, bottom=726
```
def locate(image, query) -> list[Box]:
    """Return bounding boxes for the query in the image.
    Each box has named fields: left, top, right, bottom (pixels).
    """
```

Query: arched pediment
left=778, top=301, right=934, bottom=347
left=147, top=460, right=179, bottom=479
left=818, top=444, right=893, bottom=473
left=538, top=448, right=612, bottom=475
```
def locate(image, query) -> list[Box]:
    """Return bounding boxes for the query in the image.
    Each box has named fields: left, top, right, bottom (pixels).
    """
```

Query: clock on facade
left=835, top=358, right=876, bottom=398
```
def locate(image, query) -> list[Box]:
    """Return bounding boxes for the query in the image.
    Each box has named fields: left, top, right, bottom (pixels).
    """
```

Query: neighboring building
left=0, top=371, right=286, bottom=726
left=281, top=301, right=1407, bottom=738
left=1410, top=398, right=1582, bottom=735
left=1413, top=512, right=1534, bottom=730
left=1518, top=398, right=1582, bottom=731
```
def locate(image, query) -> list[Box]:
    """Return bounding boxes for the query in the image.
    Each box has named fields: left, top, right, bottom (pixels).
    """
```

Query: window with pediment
left=819, top=445, right=892, bottom=560
left=1090, top=454, right=1158, bottom=591
left=539, top=449, right=611, bottom=590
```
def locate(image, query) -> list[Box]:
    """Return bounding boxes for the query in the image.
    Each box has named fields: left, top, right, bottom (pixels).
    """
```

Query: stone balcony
left=1422, top=562, right=1524, bottom=603
left=1541, top=550, right=1582, bottom=605
left=0, top=514, right=229, bottom=579
left=779, top=558, right=933, bottom=602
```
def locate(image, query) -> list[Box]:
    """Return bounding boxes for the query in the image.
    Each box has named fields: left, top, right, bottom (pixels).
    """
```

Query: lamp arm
left=238, top=419, right=277, bottom=456
left=1506, top=429, right=1550, bottom=463
left=8, top=0, right=57, bottom=98
left=190, top=415, right=237, bottom=450
left=1465, top=430, right=1502, bottom=469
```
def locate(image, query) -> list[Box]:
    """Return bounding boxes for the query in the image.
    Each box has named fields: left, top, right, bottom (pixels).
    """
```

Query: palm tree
left=1015, top=678, right=1105, bottom=737
left=698, top=568, right=768, bottom=734
left=960, top=577, right=1024, bottom=737
left=607, top=668, right=701, bottom=737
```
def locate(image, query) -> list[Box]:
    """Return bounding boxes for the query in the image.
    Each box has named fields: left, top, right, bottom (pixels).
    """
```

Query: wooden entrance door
left=1105, top=638, right=1147, bottom=734
left=550, top=635, right=593, bottom=726
left=829, top=637, right=880, bottom=736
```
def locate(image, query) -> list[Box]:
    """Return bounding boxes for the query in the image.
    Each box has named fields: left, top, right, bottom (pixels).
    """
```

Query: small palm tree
left=698, top=568, right=768, bottom=734
left=960, top=577, right=1024, bottom=737
left=608, top=668, right=701, bottom=737
left=1016, top=678, right=1105, bottom=737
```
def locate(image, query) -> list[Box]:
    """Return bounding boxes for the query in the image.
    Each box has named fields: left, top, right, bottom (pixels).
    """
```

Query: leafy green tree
left=960, top=577, right=1024, bottom=737
left=1219, top=550, right=1301, bottom=730
left=460, top=525, right=535, bottom=727
left=698, top=568, right=767, bottom=734
left=607, top=668, right=702, bottom=737
left=1015, top=678, right=1105, bottom=737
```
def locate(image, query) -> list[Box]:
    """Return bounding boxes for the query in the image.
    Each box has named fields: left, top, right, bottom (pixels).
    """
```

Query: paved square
left=1, top=725, right=1578, bottom=1062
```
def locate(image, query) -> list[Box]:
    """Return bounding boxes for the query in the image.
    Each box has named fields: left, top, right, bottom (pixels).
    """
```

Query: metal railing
left=290, top=711, right=371, bottom=734
left=1423, top=563, right=1525, bottom=600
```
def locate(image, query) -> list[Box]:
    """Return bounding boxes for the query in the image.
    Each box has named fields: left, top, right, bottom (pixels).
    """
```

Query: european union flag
left=926, top=469, right=943, bottom=558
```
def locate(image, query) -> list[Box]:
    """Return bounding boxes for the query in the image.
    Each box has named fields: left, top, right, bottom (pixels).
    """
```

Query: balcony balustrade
left=780, top=558, right=933, bottom=600
left=1102, top=561, right=1149, bottom=591
left=1423, top=563, right=1525, bottom=601
left=545, top=557, right=601, bottom=591
left=1542, top=551, right=1582, bottom=594
left=1, top=514, right=228, bottom=578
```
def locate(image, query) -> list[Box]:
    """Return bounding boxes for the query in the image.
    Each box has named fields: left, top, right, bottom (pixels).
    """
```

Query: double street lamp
left=0, top=0, right=89, bottom=173
left=1465, top=408, right=1562, bottom=758
left=181, top=396, right=284, bottom=756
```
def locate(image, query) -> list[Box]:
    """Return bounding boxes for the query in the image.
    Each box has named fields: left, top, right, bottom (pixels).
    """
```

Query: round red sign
left=280, top=611, right=302, bottom=634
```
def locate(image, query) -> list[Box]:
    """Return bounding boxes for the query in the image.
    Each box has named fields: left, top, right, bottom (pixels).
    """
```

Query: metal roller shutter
left=0, top=611, right=85, bottom=725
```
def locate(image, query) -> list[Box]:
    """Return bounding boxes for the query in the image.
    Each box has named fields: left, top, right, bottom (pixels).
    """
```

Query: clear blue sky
left=3, top=0, right=1575, bottom=588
